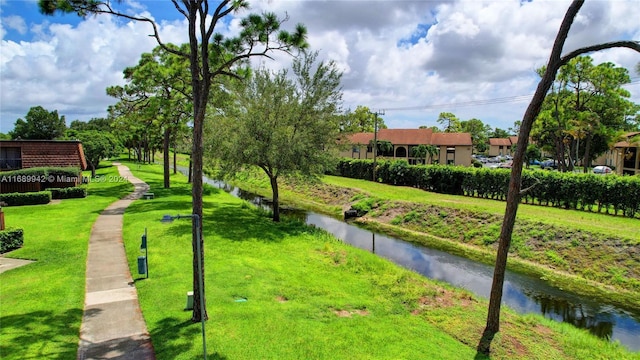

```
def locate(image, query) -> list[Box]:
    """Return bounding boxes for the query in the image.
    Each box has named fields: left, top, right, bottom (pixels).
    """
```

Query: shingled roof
left=0, top=140, right=87, bottom=170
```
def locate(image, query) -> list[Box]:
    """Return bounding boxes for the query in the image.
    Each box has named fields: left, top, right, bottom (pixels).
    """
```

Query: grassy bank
left=121, top=162, right=637, bottom=359
left=0, top=164, right=133, bottom=359
left=226, top=170, right=640, bottom=311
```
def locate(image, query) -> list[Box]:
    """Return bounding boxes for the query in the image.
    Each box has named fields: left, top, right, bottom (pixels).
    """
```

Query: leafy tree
left=460, top=118, right=491, bottom=153
left=437, top=112, right=461, bottom=133
left=107, top=44, right=192, bottom=188
left=340, top=105, right=386, bottom=133
left=489, top=127, right=511, bottom=139
left=533, top=56, right=636, bottom=172
left=479, top=0, right=640, bottom=354
left=40, top=0, right=308, bottom=322
left=369, top=140, right=393, bottom=157
left=9, top=106, right=66, bottom=140
left=411, top=144, right=438, bottom=164
left=67, top=130, right=120, bottom=177
left=524, top=144, right=541, bottom=168
left=0, top=133, right=10, bottom=140
left=69, top=117, right=114, bottom=132
left=208, top=51, right=342, bottom=222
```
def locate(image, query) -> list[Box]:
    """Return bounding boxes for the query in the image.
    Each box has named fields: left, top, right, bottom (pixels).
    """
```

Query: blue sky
left=1, top=0, right=639, bottom=133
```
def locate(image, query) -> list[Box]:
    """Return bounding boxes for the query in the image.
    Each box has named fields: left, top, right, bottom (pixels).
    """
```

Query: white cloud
left=1, top=0, right=639, bottom=133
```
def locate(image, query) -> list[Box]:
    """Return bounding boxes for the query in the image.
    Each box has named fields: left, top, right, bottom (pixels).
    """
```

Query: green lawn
left=1, top=161, right=636, bottom=359
left=120, top=162, right=637, bottom=359
left=322, top=175, right=640, bottom=242
left=0, top=164, right=133, bottom=360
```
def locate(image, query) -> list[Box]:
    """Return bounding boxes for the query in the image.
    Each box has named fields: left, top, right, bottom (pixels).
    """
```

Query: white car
left=592, top=166, right=612, bottom=174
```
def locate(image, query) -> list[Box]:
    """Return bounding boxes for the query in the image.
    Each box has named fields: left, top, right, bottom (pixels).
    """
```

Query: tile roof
left=614, top=131, right=640, bottom=148
left=431, top=132, right=473, bottom=146
left=346, top=129, right=472, bottom=146
left=347, top=132, right=374, bottom=144
left=509, top=136, right=518, bottom=144
left=377, top=128, right=433, bottom=145
left=489, top=138, right=512, bottom=146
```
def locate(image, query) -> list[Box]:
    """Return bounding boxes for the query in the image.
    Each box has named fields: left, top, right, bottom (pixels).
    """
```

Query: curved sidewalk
left=78, top=163, right=155, bottom=360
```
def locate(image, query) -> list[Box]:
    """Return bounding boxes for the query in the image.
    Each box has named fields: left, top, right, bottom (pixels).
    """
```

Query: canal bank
left=207, top=172, right=640, bottom=352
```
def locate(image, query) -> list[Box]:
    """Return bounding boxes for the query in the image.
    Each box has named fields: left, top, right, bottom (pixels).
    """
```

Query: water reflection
left=200, top=173, right=639, bottom=351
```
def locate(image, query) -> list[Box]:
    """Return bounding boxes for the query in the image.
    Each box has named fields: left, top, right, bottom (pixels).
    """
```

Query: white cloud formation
left=1, top=0, right=639, bottom=133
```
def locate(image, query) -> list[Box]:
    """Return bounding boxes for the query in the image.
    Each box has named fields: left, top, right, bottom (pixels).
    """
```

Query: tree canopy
left=9, top=106, right=66, bottom=140
left=532, top=56, right=637, bottom=171
left=207, top=51, right=342, bottom=221
left=39, top=0, right=309, bottom=323
left=339, top=105, right=387, bottom=133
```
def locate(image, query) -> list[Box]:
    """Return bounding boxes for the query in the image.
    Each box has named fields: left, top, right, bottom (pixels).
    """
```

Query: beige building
left=488, top=138, right=513, bottom=157
left=341, top=128, right=473, bottom=167
left=613, top=132, right=640, bottom=175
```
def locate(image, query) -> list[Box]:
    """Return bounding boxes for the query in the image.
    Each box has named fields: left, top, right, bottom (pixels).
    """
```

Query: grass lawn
left=0, top=164, right=133, bottom=360
left=324, top=176, right=640, bottom=242
left=121, top=162, right=637, bottom=359
left=228, top=170, right=640, bottom=307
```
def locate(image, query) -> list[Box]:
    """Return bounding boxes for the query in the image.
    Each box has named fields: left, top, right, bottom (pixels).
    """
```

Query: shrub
left=48, top=187, right=87, bottom=199
left=0, top=191, right=51, bottom=206
left=0, top=228, right=24, bottom=253
left=336, top=158, right=640, bottom=218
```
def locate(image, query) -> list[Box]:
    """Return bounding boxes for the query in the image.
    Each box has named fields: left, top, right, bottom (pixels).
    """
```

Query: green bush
left=48, top=187, right=87, bottom=199
left=0, top=191, right=51, bottom=206
left=0, top=228, right=24, bottom=253
left=336, top=158, right=640, bottom=218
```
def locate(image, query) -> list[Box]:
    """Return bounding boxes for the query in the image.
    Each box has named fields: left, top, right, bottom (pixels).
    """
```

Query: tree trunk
left=188, top=157, right=193, bottom=184
left=187, top=3, right=208, bottom=323
left=270, top=175, right=280, bottom=222
left=583, top=133, right=592, bottom=173
left=479, top=0, right=585, bottom=354
left=164, top=127, right=171, bottom=188
left=91, top=163, right=96, bottom=178
left=173, top=141, right=177, bottom=175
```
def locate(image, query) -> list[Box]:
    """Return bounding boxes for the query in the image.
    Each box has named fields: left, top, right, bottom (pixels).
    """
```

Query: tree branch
left=559, top=41, right=640, bottom=67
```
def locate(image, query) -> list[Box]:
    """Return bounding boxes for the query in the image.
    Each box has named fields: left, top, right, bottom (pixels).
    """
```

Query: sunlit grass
left=0, top=164, right=133, bottom=360
left=120, top=162, right=636, bottom=359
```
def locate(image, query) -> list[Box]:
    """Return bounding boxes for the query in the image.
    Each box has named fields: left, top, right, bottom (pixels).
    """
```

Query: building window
left=0, top=147, right=22, bottom=170
left=395, top=147, right=407, bottom=158
left=446, top=147, right=455, bottom=165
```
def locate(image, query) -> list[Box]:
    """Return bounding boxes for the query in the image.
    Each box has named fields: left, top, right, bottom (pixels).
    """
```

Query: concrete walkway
left=77, top=163, right=155, bottom=360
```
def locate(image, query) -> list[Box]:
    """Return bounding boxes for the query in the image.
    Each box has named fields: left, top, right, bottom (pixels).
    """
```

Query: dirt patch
left=276, top=295, right=288, bottom=303
left=332, top=307, right=369, bottom=318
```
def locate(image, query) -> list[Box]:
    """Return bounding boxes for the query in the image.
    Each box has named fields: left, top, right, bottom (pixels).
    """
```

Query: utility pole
left=372, top=109, right=385, bottom=181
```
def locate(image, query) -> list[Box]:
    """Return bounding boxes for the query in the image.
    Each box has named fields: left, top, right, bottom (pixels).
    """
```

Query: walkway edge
left=77, top=163, right=155, bottom=360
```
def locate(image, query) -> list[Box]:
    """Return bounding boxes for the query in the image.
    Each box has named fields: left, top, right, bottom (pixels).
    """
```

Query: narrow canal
left=197, top=173, right=639, bottom=351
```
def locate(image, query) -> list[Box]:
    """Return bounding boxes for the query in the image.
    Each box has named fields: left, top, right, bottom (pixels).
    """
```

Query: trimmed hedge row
left=49, top=187, right=87, bottom=199
left=0, top=228, right=24, bottom=253
left=0, top=191, right=52, bottom=206
left=334, top=159, right=640, bottom=218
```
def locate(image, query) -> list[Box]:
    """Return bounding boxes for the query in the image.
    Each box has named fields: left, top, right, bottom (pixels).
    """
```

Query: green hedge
left=48, top=187, right=87, bottom=199
left=335, top=159, right=640, bottom=218
left=0, top=228, right=24, bottom=253
left=0, top=191, right=51, bottom=206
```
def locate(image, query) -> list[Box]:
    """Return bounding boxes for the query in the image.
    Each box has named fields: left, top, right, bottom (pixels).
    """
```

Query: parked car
left=592, top=165, right=613, bottom=174
left=540, top=159, right=558, bottom=170
left=498, top=161, right=513, bottom=169
left=529, top=159, right=541, bottom=166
